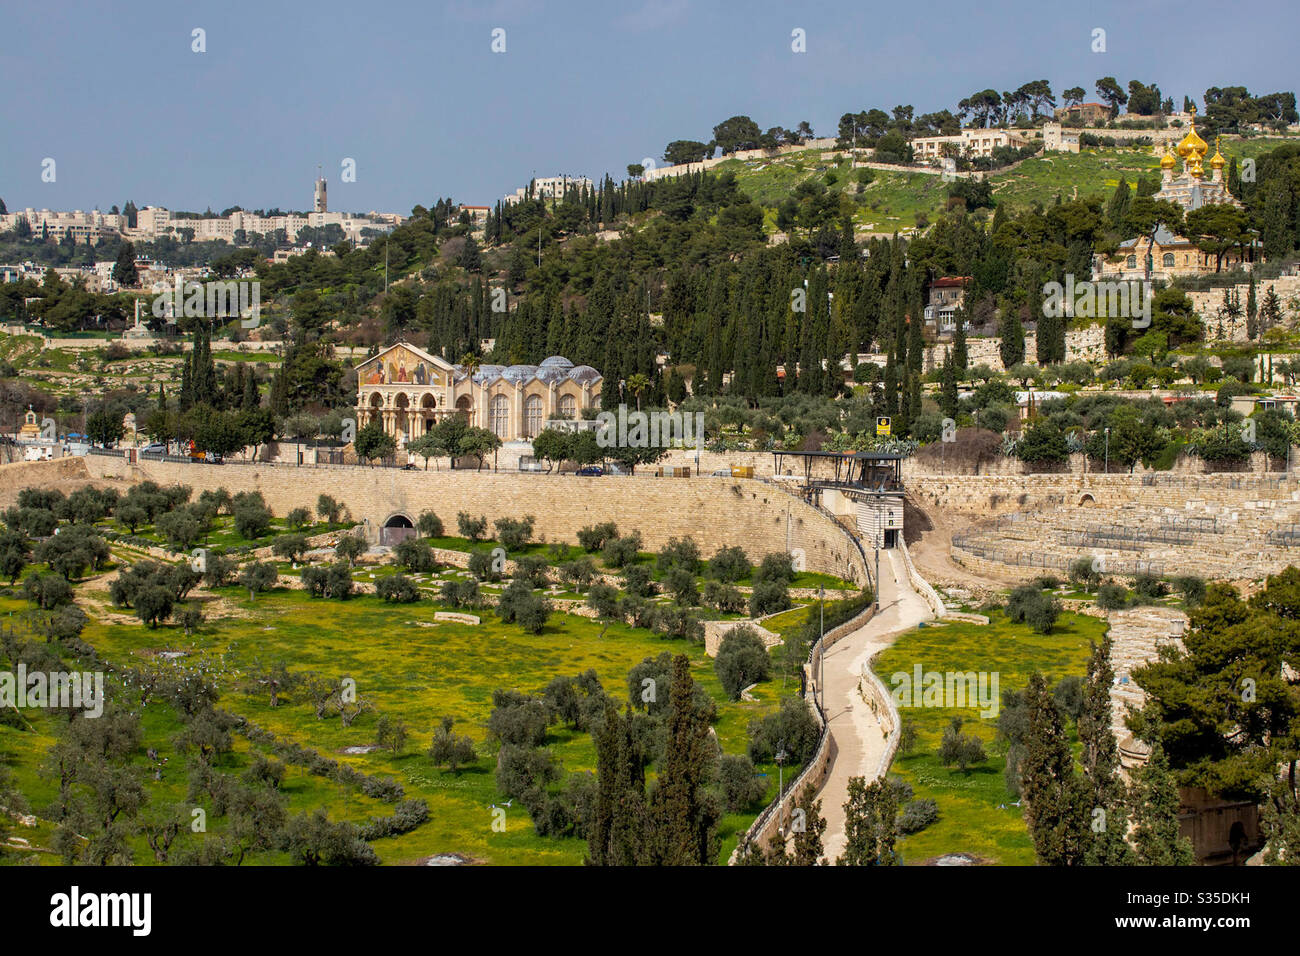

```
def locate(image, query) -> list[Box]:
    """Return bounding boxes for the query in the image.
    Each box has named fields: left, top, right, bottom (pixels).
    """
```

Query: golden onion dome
left=1210, top=136, right=1226, bottom=169
left=1176, top=104, right=1207, bottom=159
left=1160, top=145, right=1176, bottom=169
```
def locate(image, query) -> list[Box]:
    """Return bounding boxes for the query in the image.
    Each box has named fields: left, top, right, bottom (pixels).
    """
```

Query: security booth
left=770, top=449, right=905, bottom=549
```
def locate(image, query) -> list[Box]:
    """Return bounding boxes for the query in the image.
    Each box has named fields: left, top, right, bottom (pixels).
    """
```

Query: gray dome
left=501, top=364, right=539, bottom=384
left=535, top=366, right=568, bottom=384
left=568, top=365, right=601, bottom=384
left=471, top=364, right=505, bottom=384
left=539, top=355, right=574, bottom=370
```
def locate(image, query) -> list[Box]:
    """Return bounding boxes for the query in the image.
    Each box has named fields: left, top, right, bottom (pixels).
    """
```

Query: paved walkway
left=816, top=547, right=933, bottom=862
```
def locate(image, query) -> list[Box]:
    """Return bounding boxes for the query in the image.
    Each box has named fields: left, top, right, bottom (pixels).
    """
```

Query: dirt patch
left=415, top=852, right=480, bottom=866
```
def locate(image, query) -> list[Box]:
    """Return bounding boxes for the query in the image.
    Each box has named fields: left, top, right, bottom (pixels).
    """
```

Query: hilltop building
left=354, top=343, right=602, bottom=447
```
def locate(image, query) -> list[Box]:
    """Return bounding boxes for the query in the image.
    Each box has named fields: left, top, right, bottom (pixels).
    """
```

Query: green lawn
left=873, top=609, right=1106, bottom=865
left=6, top=580, right=799, bottom=865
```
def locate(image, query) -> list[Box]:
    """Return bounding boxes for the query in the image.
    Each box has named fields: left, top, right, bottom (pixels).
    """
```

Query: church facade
left=354, top=343, right=601, bottom=447
left=1097, top=110, right=1248, bottom=280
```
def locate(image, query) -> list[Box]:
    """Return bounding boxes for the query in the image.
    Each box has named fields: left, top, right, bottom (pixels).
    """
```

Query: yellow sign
left=876, top=416, right=891, bottom=437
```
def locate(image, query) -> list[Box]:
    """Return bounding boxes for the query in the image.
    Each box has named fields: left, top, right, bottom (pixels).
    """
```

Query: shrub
left=316, top=494, right=343, bottom=523
left=416, top=511, right=444, bottom=538
left=1172, top=574, right=1206, bottom=608
left=664, top=567, right=699, bottom=606
left=395, top=536, right=437, bottom=573
left=655, top=536, right=700, bottom=576
left=748, top=695, right=819, bottom=765
left=334, top=534, right=365, bottom=566
left=558, top=557, right=597, bottom=593
left=1132, top=572, right=1169, bottom=599
left=512, top=554, right=550, bottom=589
left=707, top=545, right=751, bottom=582
left=749, top=579, right=791, bottom=617
left=899, top=798, right=939, bottom=834
left=467, top=548, right=503, bottom=582
left=1068, top=556, right=1100, bottom=591
left=301, top=565, right=329, bottom=597
left=577, top=522, right=618, bottom=552
left=753, top=552, right=796, bottom=586
left=703, top=579, right=746, bottom=613
left=714, top=625, right=771, bottom=700
left=493, top=515, right=536, bottom=550
left=601, top=533, right=641, bottom=569
left=325, top=561, right=353, bottom=600
left=376, top=573, right=420, bottom=603
left=427, top=716, right=476, bottom=771
left=457, top=512, right=488, bottom=541
left=286, top=507, right=312, bottom=530
left=620, top=563, right=657, bottom=598
left=717, top=754, right=767, bottom=812
left=1096, top=582, right=1129, bottom=610
left=233, top=502, right=272, bottom=539
left=497, top=581, right=551, bottom=633
left=938, top=716, right=987, bottom=771
left=271, top=533, right=310, bottom=563
left=439, top=578, right=481, bottom=609
left=1005, top=585, right=1062, bottom=634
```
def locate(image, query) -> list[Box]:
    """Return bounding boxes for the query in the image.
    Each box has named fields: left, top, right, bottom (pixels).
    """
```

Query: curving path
left=815, top=546, right=933, bottom=862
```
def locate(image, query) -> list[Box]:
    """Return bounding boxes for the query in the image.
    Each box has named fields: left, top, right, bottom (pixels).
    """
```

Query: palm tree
left=459, top=353, right=481, bottom=428
left=626, top=374, right=651, bottom=411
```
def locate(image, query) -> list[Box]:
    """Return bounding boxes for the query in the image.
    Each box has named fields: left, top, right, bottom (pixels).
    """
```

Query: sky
left=1, top=0, right=1297, bottom=216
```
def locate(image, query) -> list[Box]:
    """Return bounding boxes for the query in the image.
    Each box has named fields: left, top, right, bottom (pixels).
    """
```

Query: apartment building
left=0, top=208, right=127, bottom=243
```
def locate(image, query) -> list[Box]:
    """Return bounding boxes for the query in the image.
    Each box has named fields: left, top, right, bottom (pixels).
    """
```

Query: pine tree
left=587, top=700, right=647, bottom=866
left=1020, top=672, right=1089, bottom=865
left=837, top=776, right=897, bottom=865
left=1130, top=743, right=1196, bottom=865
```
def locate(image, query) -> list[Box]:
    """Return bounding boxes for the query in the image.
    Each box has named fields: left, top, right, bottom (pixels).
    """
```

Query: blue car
left=575, top=466, right=604, bottom=477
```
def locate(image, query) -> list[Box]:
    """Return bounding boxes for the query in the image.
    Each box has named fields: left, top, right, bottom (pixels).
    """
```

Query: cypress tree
left=836, top=776, right=897, bottom=866
left=644, top=654, right=720, bottom=865
left=939, top=348, right=958, bottom=419
left=1079, top=638, right=1135, bottom=865
left=952, top=304, right=969, bottom=371
left=998, top=311, right=1025, bottom=368
left=1130, top=743, right=1196, bottom=865
left=1020, top=672, right=1089, bottom=866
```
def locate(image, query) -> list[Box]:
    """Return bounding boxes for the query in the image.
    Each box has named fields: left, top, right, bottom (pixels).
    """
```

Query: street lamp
left=1104, top=427, right=1110, bottom=475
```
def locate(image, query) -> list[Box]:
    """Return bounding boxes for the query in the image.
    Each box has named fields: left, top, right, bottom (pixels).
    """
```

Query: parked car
left=711, top=469, right=732, bottom=477
left=140, top=443, right=167, bottom=455
left=575, top=466, right=604, bottom=477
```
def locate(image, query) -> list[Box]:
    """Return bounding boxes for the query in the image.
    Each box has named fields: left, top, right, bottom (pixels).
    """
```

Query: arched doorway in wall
left=380, top=513, right=416, bottom=547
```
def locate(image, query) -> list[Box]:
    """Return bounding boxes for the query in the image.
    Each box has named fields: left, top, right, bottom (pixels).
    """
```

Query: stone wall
left=77, top=457, right=868, bottom=585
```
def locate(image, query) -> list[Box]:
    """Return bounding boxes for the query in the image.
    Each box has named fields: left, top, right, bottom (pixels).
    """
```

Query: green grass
left=11, top=582, right=793, bottom=865
left=873, top=608, right=1106, bottom=865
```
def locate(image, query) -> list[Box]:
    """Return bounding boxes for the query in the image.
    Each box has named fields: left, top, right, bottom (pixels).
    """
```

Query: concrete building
left=503, top=175, right=593, bottom=205
left=1042, top=122, right=1080, bottom=153
left=355, top=343, right=602, bottom=447
left=0, top=208, right=126, bottom=243
left=923, top=276, right=970, bottom=335
left=911, top=128, right=1032, bottom=162
left=1054, top=102, right=1111, bottom=125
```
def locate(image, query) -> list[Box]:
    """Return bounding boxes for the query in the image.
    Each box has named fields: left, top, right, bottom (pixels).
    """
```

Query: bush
left=1172, top=575, right=1206, bottom=608
left=748, top=696, right=819, bottom=765
left=512, top=554, right=550, bottom=589
left=1004, top=585, right=1062, bottom=634
left=714, top=625, right=771, bottom=700
left=663, top=567, right=699, bottom=606
left=427, top=716, right=476, bottom=771
left=316, top=494, right=343, bottom=523
left=439, top=578, right=481, bottom=609
left=749, top=579, right=791, bottom=617
left=558, top=557, right=597, bottom=594
left=1132, top=572, right=1169, bottom=599
left=376, top=573, right=420, bottom=603
left=325, top=561, right=353, bottom=600
left=1068, top=556, right=1100, bottom=591
left=467, top=548, right=503, bottom=582
left=703, top=579, right=747, bottom=613
left=457, top=512, right=488, bottom=541
left=395, top=536, right=438, bottom=573
left=286, top=507, right=312, bottom=530
left=496, top=581, right=551, bottom=634
left=577, top=522, right=618, bottom=552
left=1096, top=582, right=1129, bottom=610
left=655, top=536, right=700, bottom=576
left=753, top=552, right=796, bottom=586
left=271, top=533, right=310, bottom=563
left=707, top=545, right=751, bottom=582
left=416, top=510, right=444, bottom=538
left=601, top=533, right=642, bottom=569
left=899, top=798, right=939, bottom=834
left=233, top=502, right=272, bottom=539
left=493, top=515, right=536, bottom=550
left=301, top=565, right=329, bottom=597
left=938, top=716, right=987, bottom=771
left=717, top=754, right=767, bottom=812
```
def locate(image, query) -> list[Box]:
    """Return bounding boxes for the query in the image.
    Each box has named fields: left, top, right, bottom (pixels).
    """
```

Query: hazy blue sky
left=2, top=0, right=1296, bottom=215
